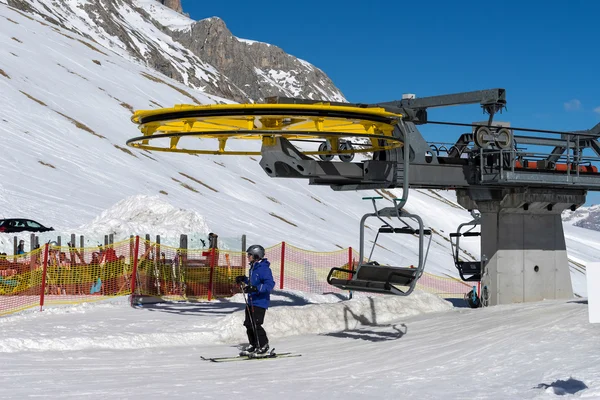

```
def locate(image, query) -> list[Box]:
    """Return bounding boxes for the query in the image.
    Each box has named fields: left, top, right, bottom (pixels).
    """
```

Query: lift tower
left=258, top=90, right=600, bottom=305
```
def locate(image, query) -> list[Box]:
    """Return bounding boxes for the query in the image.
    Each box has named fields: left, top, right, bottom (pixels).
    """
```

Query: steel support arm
left=266, top=89, right=507, bottom=124
left=378, top=89, right=506, bottom=109
left=574, top=122, right=600, bottom=137
left=375, top=89, right=506, bottom=124
left=378, top=89, right=506, bottom=110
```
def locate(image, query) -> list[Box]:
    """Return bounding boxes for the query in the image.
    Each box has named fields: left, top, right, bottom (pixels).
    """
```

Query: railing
left=428, top=129, right=600, bottom=188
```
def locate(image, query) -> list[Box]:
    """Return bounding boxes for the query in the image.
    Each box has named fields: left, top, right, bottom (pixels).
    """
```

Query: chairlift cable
left=426, top=120, right=587, bottom=137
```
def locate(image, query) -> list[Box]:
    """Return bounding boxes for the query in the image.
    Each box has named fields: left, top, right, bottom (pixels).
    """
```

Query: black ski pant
left=244, top=305, right=268, bottom=347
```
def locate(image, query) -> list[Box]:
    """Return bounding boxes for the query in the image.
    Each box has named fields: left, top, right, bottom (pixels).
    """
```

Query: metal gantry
left=129, top=89, right=600, bottom=305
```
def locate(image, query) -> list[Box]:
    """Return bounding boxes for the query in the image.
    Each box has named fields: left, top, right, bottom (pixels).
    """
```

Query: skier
left=235, top=244, right=275, bottom=356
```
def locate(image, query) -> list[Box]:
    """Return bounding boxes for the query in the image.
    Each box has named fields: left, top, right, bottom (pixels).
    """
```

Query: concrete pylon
left=457, top=188, right=585, bottom=305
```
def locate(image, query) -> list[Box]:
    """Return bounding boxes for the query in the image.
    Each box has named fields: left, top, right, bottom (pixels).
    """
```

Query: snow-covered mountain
left=171, top=17, right=347, bottom=102
left=0, top=0, right=596, bottom=298
left=2, top=0, right=345, bottom=102
left=563, top=204, right=600, bottom=232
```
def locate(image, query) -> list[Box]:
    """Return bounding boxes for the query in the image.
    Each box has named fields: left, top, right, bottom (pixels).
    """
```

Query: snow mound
left=78, top=195, right=211, bottom=239
left=227, top=290, right=349, bottom=305
left=215, top=290, right=453, bottom=343
left=0, top=291, right=452, bottom=353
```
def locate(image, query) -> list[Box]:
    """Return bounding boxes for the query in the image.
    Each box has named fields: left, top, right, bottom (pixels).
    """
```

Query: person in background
left=208, top=232, right=218, bottom=249
left=204, top=232, right=219, bottom=267
left=89, top=252, right=102, bottom=294
left=235, top=244, right=275, bottom=356
left=0, top=253, right=9, bottom=268
left=16, top=240, right=25, bottom=255
left=90, top=276, right=102, bottom=295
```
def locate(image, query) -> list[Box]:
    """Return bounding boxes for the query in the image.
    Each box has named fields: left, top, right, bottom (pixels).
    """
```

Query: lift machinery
left=128, top=89, right=600, bottom=306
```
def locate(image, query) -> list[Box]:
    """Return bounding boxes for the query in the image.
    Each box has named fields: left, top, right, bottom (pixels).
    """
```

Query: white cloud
left=564, top=99, right=582, bottom=111
left=594, top=106, right=600, bottom=115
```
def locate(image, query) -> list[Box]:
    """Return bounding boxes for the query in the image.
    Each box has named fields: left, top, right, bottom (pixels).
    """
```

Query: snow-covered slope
left=2, top=0, right=247, bottom=98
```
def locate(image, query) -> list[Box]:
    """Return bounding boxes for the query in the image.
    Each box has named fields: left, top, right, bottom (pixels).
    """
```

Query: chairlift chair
left=327, top=196, right=432, bottom=296
left=449, top=211, right=482, bottom=282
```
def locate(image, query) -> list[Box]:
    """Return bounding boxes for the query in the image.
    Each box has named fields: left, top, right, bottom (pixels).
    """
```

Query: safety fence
left=0, top=238, right=471, bottom=316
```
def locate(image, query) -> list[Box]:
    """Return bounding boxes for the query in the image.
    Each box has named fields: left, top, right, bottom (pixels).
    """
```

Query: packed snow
left=1, top=293, right=599, bottom=399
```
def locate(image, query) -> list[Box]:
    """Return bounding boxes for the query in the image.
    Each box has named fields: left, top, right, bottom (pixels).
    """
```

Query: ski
left=201, top=350, right=301, bottom=363
left=201, top=353, right=301, bottom=363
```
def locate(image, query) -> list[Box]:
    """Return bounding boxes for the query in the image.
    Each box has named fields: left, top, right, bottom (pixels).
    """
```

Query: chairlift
left=449, top=211, right=482, bottom=282
left=327, top=196, right=432, bottom=296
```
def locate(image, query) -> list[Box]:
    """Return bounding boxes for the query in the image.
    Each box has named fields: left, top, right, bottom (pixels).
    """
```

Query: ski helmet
left=246, top=244, right=265, bottom=260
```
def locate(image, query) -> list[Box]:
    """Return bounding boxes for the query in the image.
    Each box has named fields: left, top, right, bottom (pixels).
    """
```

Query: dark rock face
left=173, top=17, right=345, bottom=102
left=159, top=0, right=183, bottom=13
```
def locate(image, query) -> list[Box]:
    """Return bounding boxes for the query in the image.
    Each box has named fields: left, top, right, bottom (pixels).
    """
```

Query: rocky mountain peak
left=174, top=18, right=346, bottom=102
left=158, top=0, right=183, bottom=14
left=199, top=16, right=228, bottom=29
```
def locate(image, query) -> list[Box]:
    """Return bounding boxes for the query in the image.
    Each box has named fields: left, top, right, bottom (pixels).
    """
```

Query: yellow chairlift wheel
left=126, top=130, right=403, bottom=156
left=128, top=103, right=404, bottom=158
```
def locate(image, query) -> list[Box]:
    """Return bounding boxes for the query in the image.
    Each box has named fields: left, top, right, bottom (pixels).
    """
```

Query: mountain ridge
left=3, top=0, right=345, bottom=103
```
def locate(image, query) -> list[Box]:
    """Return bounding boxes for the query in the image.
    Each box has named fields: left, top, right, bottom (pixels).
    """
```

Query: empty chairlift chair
left=327, top=197, right=432, bottom=296
left=449, top=211, right=482, bottom=282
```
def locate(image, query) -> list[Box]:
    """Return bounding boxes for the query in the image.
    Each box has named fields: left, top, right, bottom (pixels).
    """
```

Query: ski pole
left=240, top=282, right=260, bottom=350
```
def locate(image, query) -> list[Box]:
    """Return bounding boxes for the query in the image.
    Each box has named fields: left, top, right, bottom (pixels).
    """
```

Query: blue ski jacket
left=243, top=258, right=275, bottom=309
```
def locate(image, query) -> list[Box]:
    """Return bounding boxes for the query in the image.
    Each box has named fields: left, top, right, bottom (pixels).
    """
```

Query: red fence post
left=280, top=242, right=286, bottom=290
left=208, top=247, right=216, bottom=301
left=348, top=247, right=353, bottom=279
left=130, top=236, right=140, bottom=307
left=39, top=243, right=49, bottom=311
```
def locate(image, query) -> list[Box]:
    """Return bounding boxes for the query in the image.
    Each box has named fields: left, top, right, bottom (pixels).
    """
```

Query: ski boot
left=248, top=344, right=270, bottom=358
left=239, top=344, right=256, bottom=357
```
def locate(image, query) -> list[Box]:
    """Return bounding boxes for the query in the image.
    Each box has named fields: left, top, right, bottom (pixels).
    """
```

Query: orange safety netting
left=0, top=238, right=471, bottom=316
left=133, top=240, right=245, bottom=302
left=269, top=243, right=355, bottom=294
left=0, top=249, right=44, bottom=316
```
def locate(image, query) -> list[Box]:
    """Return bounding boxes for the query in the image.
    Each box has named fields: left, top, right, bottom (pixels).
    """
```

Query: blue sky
left=182, top=0, right=600, bottom=203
